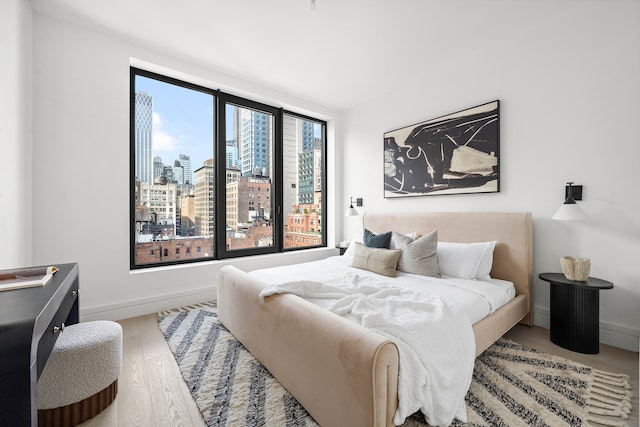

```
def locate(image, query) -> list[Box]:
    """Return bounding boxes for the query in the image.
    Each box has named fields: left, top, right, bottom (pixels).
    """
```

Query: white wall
left=20, top=2, right=640, bottom=351
left=31, top=13, right=340, bottom=321
left=0, top=0, right=32, bottom=269
left=340, top=2, right=640, bottom=351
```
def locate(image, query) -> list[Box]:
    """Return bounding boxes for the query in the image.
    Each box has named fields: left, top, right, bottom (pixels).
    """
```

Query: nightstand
left=538, top=272, right=613, bottom=354
left=335, top=245, right=349, bottom=255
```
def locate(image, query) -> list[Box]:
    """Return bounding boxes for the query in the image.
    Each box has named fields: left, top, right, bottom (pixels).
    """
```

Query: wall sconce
left=345, top=197, right=361, bottom=217
left=552, top=182, right=587, bottom=220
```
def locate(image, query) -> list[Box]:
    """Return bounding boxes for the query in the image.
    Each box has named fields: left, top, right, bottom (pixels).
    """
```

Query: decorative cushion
left=396, top=230, right=439, bottom=277
left=363, top=228, right=392, bottom=248
left=437, top=241, right=497, bottom=279
left=351, top=243, right=401, bottom=277
left=389, top=231, right=416, bottom=249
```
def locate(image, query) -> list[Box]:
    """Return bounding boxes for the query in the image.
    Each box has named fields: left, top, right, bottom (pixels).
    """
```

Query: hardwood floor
left=79, top=316, right=638, bottom=426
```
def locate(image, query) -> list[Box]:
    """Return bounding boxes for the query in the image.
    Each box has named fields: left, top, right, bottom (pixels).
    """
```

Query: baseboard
left=533, top=306, right=639, bottom=353
left=80, top=287, right=216, bottom=322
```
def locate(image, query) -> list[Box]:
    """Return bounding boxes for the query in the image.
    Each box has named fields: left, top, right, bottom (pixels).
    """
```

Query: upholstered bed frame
left=217, top=211, right=533, bottom=427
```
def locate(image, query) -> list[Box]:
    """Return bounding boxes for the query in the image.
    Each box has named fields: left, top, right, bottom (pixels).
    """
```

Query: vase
left=561, top=256, right=590, bottom=281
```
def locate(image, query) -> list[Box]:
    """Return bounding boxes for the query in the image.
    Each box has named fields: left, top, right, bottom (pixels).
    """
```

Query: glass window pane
left=133, top=73, right=215, bottom=266
left=282, top=114, right=324, bottom=249
left=224, top=103, right=274, bottom=251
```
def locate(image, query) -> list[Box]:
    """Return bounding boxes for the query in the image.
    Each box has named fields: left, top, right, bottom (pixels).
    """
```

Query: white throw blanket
left=259, top=273, right=475, bottom=426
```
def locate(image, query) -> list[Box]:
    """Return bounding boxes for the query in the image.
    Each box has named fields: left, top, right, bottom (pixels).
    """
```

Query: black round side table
left=538, top=272, right=613, bottom=354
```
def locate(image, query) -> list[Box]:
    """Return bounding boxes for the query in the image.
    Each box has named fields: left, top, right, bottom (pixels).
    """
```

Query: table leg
left=550, top=283, right=600, bottom=354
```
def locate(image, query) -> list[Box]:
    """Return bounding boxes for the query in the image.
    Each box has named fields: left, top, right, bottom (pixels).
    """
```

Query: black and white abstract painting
left=384, top=100, right=499, bottom=198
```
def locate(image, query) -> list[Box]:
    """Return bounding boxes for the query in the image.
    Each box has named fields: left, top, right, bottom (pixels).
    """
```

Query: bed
left=217, top=211, right=533, bottom=427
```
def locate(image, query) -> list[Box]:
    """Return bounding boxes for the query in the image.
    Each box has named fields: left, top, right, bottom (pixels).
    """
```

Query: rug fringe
left=594, top=371, right=632, bottom=389
left=588, top=399, right=632, bottom=415
left=586, top=372, right=633, bottom=426
left=587, top=414, right=629, bottom=427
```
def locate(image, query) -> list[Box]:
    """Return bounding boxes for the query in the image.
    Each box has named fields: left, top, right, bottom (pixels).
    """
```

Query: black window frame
left=129, top=67, right=327, bottom=269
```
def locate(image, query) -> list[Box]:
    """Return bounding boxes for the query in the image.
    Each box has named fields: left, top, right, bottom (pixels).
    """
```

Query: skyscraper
left=135, top=92, right=153, bottom=183
left=194, top=159, right=215, bottom=237
left=153, top=156, right=164, bottom=182
left=226, top=140, right=241, bottom=170
left=240, top=109, right=271, bottom=177
left=178, top=154, right=192, bottom=185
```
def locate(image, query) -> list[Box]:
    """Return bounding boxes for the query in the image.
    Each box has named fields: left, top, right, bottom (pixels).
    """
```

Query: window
left=130, top=68, right=326, bottom=268
left=282, top=113, right=326, bottom=250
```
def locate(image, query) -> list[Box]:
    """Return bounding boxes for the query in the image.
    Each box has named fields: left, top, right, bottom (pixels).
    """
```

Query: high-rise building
left=179, top=194, right=195, bottom=236
left=139, top=181, right=177, bottom=235
left=226, top=140, right=241, bottom=170
left=282, top=115, right=299, bottom=219
left=298, top=148, right=321, bottom=205
left=135, top=92, right=153, bottom=183
left=173, top=160, right=184, bottom=185
left=240, top=109, right=271, bottom=177
left=153, top=156, right=164, bottom=182
left=178, top=154, right=192, bottom=185
left=194, top=159, right=215, bottom=237
left=301, top=120, right=315, bottom=152
left=226, top=175, right=271, bottom=229
left=297, top=121, right=321, bottom=205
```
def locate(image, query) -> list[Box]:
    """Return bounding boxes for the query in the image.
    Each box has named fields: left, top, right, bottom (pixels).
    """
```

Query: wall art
left=384, top=100, right=499, bottom=198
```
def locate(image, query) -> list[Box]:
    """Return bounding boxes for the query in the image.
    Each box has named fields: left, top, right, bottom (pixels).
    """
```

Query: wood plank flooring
left=79, top=315, right=638, bottom=426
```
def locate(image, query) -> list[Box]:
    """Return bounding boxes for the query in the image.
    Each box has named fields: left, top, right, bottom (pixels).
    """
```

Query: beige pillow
left=397, top=230, right=440, bottom=277
left=351, top=242, right=401, bottom=277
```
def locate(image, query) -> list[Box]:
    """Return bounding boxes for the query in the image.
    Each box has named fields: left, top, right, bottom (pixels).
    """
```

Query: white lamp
left=345, top=197, right=359, bottom=217
left=552, top=182, right=587, bottom=220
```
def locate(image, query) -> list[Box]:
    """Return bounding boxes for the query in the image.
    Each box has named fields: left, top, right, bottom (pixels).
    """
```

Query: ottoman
left=37, top=320, right=122, bottom=427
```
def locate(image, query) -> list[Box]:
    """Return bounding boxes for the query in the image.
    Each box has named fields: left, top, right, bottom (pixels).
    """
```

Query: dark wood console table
left=0, top=263, right=79, bottom=426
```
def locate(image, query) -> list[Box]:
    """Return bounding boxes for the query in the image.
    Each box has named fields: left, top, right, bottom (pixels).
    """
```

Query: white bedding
left=251, top=255, right=516, bottom=324
left=250, top=255, right=516, bottom=426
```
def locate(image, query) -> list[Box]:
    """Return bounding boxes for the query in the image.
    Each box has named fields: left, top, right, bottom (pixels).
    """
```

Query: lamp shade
left=345, top=206, right=359, bottom=216
left=345, top=196, right=359, bottom=216
left=552, top=202, right=587, bottom=220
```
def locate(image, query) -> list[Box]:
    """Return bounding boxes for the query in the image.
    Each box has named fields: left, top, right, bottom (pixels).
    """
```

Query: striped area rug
left=158, top=303, right=632, bottom=427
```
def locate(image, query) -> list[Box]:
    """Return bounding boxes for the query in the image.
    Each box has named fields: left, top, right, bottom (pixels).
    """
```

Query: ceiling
left=29, top=0, right=543, bottom=112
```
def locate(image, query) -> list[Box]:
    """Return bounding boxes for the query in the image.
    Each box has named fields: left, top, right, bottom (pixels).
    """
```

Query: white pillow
left=342, top=232, right=363, bottom=257
left=437, top=241, right=497, bottom=280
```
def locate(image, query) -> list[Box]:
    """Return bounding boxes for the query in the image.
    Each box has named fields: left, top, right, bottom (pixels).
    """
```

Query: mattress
left=250, top=255, right=515, bottom=325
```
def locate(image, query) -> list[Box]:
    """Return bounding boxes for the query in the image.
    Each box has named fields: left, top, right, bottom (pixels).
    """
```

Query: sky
left=135, top=74, right=324, bottom=182
left=135, top=75, right=222, bottom=179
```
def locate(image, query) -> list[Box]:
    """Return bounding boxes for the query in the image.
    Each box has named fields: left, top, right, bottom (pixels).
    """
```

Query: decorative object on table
left=158, top=302, right=632, bottom=427
left=384, top=100, right=499, bottom=198
left=0, top=265, right=58, bottom=291
left=561, top=255, right=591, bottom=281
left=553, top=181, right=587, bottom=220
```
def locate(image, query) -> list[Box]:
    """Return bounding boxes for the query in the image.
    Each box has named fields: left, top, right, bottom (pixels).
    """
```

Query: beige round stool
left=37, top=320, right=122, bottom=427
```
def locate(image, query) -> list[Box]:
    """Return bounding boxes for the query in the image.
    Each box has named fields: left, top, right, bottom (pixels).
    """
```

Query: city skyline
left=135, top=75, right=215, bottom=178
left=135, top=74, right=323, bottom=182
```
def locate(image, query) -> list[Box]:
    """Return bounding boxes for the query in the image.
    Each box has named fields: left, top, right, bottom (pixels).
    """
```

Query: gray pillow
left=397, top=230, right=440, bottom=277
left=351, top=242, right=401, bottom=277
left=390, top=231, right=415, bottom=249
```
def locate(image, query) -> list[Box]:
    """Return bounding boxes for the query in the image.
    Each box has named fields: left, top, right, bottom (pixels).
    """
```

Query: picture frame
left=384, top=100, right=499, bottom=198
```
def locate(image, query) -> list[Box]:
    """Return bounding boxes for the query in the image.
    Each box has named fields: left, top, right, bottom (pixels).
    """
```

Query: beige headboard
left=363, top=211, right=533, bottom=325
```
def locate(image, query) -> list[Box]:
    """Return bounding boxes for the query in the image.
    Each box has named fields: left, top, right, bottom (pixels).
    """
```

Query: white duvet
left=252, top=256, right=516, bottom=426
